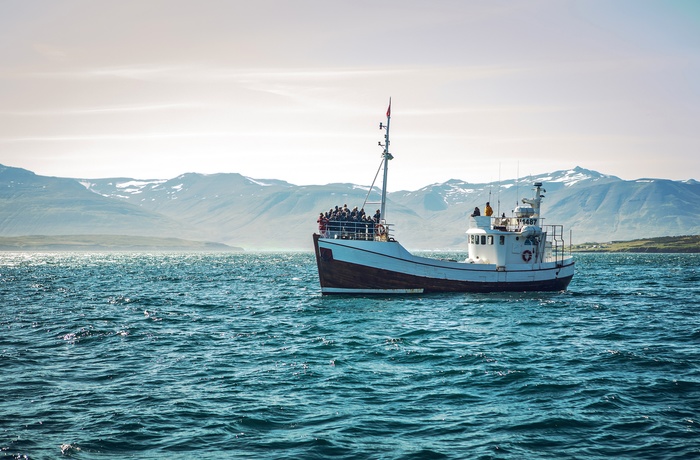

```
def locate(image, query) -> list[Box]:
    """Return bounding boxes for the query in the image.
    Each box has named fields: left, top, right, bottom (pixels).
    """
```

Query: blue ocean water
left=1, top=252, right=699, bottom=459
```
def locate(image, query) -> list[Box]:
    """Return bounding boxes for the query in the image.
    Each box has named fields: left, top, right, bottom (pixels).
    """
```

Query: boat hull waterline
left=313, top=234, right=574, bottom=294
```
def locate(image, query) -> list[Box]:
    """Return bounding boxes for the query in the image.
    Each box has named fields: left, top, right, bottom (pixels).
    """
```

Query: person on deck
left=485, top=202, right=493, bottom=217
left=471, top=207, right=481, bottom=217
left=317, top=212, right=328, bottom=237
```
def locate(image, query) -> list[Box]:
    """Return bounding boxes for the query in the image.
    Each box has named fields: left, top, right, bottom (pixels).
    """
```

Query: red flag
left=386, top=99, right=391, bottom=117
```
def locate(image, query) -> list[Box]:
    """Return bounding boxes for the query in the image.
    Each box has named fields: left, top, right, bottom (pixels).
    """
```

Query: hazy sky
left=1, top=0, right=699, bottom=190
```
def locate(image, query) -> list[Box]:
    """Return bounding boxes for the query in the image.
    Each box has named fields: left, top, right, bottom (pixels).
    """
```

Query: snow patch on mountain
left=247, top=178, right=273, bottom=186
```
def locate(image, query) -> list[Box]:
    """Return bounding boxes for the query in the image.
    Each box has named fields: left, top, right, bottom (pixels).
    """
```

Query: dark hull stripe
left=313, top=234, right=573, bottom=294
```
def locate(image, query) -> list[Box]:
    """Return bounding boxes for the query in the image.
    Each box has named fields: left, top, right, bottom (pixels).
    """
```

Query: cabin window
left=487, top=235, right=493, bottom=245
left=480, top=235, right=486, bottom=245
left=499, top=235, right=505, bottom=245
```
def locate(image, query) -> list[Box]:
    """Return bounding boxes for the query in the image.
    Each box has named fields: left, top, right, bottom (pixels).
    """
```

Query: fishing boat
left=312, top=101, right=575, bottom=294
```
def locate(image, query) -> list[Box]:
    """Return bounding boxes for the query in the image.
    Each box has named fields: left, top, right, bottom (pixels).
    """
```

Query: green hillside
left=572, top=235, right=700, bottom=253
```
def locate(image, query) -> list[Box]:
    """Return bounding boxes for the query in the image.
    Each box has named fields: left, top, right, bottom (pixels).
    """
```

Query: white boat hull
left=313, top=234, right=575, bottom=295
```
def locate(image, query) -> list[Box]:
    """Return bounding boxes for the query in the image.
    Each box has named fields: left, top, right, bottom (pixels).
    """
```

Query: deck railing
left=543, top=224, right=569, bottom=266
left=319, top=221, right=392, bottom=241
left=486, top=216, right=543, bottom=232
left=472, top=217, right=571, bottom=265
left=318, top=217, right=571, bottom=258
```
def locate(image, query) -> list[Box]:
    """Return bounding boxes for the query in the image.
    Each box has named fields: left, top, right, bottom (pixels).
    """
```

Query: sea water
left=1, top=252, right=699, bottom=459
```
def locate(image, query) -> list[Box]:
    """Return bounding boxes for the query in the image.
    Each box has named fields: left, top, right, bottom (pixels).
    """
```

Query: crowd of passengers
left=317, top=205, right=383, bottom=239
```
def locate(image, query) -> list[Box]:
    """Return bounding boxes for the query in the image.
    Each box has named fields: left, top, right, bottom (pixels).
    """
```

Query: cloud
left=0, top=103, right=210, bottom=117
left=26, top=64, right=188, bottom=80
left=0, top=130, right=358, bottom=143
left=32, top=43, right=69, bottom=60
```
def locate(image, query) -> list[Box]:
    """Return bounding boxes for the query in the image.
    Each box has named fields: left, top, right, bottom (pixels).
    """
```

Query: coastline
left=0, top=235, right=243, bottom=252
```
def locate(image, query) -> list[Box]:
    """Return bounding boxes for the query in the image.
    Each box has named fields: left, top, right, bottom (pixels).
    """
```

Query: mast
left=378, top=98, right=393, bottom=221
left=521, top=182, right=545, bottom=218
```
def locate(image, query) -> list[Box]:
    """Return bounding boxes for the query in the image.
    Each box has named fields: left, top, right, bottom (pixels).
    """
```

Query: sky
left=1, top=0, right=699, bottom=191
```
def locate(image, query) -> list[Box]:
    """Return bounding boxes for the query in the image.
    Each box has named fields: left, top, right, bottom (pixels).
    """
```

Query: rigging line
left=497, top=163, right=501, bottom=217
left=516, top=161, right=520, bottom=207
left=362, top=157, right=385, bottom=211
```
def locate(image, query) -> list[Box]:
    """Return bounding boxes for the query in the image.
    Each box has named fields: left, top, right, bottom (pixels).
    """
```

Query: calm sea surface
left=1, top=252, right=699, bottom=459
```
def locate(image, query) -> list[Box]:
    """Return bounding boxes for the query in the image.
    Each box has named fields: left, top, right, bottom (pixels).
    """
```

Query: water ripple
left=1, top=252, right=698, bottom=458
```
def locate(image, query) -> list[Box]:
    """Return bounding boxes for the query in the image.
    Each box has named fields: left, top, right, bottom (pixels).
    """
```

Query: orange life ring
left=522, top=249, right=532, bottom=262
left=376, top=224, right=386, bottom=235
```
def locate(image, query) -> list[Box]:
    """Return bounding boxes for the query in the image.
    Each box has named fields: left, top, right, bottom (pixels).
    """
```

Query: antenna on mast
left=377, top=98, right=393, bottom=221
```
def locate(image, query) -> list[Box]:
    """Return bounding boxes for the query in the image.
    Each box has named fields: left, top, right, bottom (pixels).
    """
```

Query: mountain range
left=0, top=164, right=698, bottom=250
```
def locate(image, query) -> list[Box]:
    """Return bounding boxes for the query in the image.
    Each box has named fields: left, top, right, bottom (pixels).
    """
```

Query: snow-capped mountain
left=1, top=164, right=698, bottom=249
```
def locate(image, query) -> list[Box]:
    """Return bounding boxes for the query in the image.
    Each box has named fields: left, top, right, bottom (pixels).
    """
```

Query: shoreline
left=0, top=235, right=243, bottom=252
